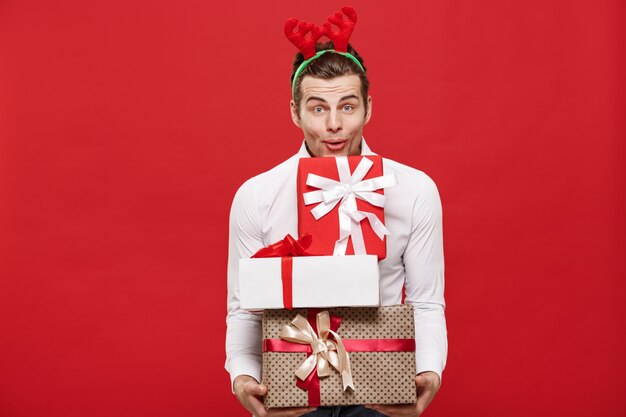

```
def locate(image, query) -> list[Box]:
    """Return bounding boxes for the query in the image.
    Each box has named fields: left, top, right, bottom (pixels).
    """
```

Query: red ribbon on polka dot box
left=261, top=305, right=417, bottom=408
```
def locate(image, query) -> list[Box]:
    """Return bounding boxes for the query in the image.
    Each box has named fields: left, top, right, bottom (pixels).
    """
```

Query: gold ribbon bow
left=280, top=311, right=355, bottom=391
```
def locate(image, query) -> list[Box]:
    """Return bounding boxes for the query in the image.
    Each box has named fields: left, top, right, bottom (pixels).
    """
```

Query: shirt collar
left=296, top=137, right=377, bottom=158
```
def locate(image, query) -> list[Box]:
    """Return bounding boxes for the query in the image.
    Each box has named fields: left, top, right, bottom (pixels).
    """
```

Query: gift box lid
left=297, top=155, right=396, bottom=260
left=239, top=255, right=380, bottom=310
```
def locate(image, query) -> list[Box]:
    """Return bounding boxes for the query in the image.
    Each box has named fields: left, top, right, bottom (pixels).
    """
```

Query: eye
left=342, top=105, right=354, bottom=112
left=313, top=107, right=324, bottom=114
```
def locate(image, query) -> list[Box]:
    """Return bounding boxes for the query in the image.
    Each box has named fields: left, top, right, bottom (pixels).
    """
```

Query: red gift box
left=297, top=156, right=396, bottom=260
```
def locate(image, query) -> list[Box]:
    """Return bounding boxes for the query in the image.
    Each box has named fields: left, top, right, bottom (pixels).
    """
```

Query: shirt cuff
left=227, top=354, right=263, bottom=394
left=415, top=351, right=445, bottom=384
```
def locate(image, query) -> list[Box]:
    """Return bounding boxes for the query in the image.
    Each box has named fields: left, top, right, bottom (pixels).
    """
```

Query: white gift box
left=239, top=255, right=380, bottom=310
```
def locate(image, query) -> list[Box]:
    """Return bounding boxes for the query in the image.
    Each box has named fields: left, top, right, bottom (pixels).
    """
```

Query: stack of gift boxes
left=239, top=155, right=417, bottom=409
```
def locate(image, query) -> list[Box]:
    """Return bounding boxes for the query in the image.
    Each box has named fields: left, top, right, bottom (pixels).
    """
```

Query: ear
left=364, top=95, right=372, bottom=125
left=290, top=100, right=302, bottom=128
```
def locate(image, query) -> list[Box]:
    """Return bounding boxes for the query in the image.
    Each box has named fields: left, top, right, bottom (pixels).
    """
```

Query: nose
left=326, top=109, right=342, bottom=133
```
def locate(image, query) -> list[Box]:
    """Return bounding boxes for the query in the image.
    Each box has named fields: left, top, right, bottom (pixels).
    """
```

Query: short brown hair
left=290, top=42, right=369, bottom=114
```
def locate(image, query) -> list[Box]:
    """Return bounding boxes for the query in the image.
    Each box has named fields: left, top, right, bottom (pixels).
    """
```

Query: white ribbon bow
left=302, top=156, right=397, bottom=255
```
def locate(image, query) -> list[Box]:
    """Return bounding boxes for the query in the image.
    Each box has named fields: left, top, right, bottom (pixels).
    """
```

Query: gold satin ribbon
left=280, top=311, right=355, bottom=391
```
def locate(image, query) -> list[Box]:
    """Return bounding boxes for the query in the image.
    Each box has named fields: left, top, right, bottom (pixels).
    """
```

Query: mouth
left=323, top=138, right=348, bottom=151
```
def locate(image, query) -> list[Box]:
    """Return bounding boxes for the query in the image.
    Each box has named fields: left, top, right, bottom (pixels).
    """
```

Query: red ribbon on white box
left=302, top=157, right=397, bottom=256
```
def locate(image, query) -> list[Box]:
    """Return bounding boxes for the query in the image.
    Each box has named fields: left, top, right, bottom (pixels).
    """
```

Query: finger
left=267, top=407, right=316, bottom=417
left=415, top=374, right=436, bottom=389
left=415, top=374, right=424, bottom=386
left=295, top=408, right=317, bottom=417
left=416, top=393, right=433, bottom=410
left=415, top=389, right=436, bottom=414
left=415, top=374, right=437, bottom=398
left=415, top=375, right=427, bottom=396
left=416, top=372, right=440, bottom=389
left=247, top=396, right=268, bottom=417
left=243, top=382, right=267, bottom=397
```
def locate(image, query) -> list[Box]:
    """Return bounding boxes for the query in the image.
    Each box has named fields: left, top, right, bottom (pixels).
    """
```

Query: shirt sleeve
left=402, top=173, right=448, bottom=383
left=224, top=178, right=266, bottom=391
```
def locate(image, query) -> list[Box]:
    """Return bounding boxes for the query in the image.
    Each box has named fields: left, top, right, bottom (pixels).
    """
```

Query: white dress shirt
left=225, top=138, right=448, bottom=390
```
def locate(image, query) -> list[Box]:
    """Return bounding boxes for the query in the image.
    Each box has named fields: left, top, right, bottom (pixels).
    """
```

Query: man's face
left=290, top=74, right=372, bottom=157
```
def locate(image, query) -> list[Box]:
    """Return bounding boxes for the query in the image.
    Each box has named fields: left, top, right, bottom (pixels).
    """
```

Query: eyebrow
left=306, top=96, right=327, bottom=104
left=339, top=94, right=360, bottom=102
left=305, top=94, right=361, bottom=104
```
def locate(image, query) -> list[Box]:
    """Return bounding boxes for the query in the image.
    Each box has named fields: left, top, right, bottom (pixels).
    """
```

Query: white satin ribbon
left=303, top=157, right=397, bottom=255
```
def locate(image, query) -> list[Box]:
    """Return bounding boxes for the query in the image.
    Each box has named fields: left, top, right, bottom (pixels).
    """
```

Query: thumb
left=256, top=384, right=268, bottom=395
left=416, top=375, right=425, bottom=386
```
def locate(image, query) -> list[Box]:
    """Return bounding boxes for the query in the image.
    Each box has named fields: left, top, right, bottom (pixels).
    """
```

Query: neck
left=304, top=141, right=316, bottom=157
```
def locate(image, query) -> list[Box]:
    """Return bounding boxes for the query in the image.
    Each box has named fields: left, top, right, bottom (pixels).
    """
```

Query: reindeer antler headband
left=285, top=6, right=365, bottom=96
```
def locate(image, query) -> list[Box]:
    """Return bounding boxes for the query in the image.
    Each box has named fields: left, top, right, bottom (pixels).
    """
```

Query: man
left=226, top=9, right=447, bottom=417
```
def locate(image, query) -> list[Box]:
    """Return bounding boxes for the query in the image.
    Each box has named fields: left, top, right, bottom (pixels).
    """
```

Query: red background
left=1, top=1, right=624, bottom=416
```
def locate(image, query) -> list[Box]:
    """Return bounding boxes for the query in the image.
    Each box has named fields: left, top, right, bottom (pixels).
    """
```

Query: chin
left=322, top=149, right=351, bottom=157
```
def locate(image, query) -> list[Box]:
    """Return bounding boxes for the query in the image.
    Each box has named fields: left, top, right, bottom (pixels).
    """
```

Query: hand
left=233, top=375, right=316, bottom=417
left=364, top=371, right=441, bottom=417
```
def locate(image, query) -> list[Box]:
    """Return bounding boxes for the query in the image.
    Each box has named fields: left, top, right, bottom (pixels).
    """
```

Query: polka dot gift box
left=261, top=305, right=417, bottom=408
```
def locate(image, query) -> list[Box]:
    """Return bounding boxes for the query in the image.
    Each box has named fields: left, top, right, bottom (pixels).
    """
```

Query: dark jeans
left=302, top=405, right=388, bottom=417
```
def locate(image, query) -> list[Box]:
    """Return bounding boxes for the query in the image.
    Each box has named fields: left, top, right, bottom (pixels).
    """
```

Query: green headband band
left=291, top=50, right=365, bottom=96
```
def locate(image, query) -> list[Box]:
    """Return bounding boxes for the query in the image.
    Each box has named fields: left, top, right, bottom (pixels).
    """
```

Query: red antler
left=323, top=6, right=357, bottom=52
left=284, top=18, right=326, bottom=59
